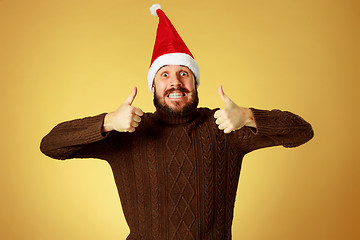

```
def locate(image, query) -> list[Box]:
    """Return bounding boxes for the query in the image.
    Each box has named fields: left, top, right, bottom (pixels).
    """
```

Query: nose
left=169, top=74, right=182, bottom=87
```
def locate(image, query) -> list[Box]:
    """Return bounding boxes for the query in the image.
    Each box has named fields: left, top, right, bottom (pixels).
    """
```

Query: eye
left=180, top=71, right=188, bottom=77
left=161, top=72, right=168, bottom=77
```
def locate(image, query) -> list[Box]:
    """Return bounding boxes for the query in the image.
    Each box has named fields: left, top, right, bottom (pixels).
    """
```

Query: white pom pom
left=150, top=4, right=161, bottom=16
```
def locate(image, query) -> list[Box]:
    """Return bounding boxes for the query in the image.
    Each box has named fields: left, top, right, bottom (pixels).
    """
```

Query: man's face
left=153, top=65, right=198, bottom=115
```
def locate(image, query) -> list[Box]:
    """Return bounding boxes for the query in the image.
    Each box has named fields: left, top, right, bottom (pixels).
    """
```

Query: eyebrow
left=157, top=65, right=190, bottom=74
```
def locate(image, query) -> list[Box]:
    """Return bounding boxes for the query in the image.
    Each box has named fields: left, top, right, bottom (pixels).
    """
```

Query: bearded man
left=40, top=4, right=314, bottom=240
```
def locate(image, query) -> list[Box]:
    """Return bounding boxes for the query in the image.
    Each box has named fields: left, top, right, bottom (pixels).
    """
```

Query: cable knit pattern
left=40, top=107, right=314, bottom=239
left=214, top=125, right=226, bottom=240
left=132, top=138, right=147, bottom=238
left=199, top=122, right=214, bottom=239
left=146, top=132, right=161, bottom=239
left=166, top=127, right=196, bottom=239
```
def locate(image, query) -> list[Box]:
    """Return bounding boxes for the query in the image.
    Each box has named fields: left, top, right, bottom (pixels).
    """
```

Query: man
left=40, top=4, right=314, bottom=240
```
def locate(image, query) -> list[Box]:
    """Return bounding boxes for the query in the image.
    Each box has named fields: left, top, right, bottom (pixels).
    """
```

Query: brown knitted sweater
left=40, top=107, right=313, bottom=240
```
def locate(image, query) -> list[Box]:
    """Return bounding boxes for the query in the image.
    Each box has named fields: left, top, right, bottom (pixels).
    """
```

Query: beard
left=153, top=87, right=199, bottom=116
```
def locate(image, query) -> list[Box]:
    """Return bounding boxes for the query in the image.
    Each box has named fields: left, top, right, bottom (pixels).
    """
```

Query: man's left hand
left=214, top=85, right=257, bottom=134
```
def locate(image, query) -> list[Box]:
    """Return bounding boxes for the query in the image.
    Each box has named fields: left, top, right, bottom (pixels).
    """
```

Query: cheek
left=153, top=82, right=164, bottom=94
left=186, top=81, right=196, bottom=91
left=154, top=86, right=166, bottom=99
left=185, top=76, right=196, bottom=88
left=156, top=88, right=166, bottom=97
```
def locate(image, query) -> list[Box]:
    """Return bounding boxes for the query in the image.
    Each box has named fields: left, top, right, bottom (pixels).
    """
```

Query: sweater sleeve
left=240, top=108, right=314, bottom=154
left=40, top=113, right=111, bottom=160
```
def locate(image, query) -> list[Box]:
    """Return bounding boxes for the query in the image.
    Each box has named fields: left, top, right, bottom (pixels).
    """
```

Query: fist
left=103, top=87, right=144, bottom=133
left=214, top=85, right=256, bottom=134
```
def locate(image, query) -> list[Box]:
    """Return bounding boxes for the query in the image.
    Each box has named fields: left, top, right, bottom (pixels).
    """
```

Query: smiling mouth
left=168, top=92, right=186, bottom=99
left=165, top=87, right=189, bottom=99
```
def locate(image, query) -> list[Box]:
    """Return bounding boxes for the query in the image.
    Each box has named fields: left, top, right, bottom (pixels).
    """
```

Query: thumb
left=218, top=85, right=231, bottom=104
left=124, top=86, right=137, bottom=105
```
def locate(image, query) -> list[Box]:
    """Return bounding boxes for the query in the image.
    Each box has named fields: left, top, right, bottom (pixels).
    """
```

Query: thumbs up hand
left=214, top=85, right=256, bottom=134
left=102, top=87, right=144, bottom=133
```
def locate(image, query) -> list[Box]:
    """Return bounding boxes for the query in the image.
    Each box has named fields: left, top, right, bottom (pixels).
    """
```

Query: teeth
left=168, top=93, right=184, bottom=98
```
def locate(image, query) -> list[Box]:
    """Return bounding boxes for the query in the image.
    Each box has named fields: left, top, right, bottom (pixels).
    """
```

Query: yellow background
left=1, top=0, right=359, bottom=239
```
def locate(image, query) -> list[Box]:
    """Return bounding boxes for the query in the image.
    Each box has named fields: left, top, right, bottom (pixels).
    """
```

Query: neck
left=153, top=105, right=199, bottom=124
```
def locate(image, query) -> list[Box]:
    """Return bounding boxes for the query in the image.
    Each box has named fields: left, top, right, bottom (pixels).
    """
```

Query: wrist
left=244, top=108, right=257, bottom=128
left=102, top=113, right=114, bottom=133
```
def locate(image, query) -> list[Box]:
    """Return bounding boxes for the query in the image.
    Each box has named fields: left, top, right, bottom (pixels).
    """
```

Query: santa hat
left=147, top=4, right=200, bottom=92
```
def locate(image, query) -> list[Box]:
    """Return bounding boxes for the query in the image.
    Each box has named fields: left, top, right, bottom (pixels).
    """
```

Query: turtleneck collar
left=153, top=106, right=199, bottom=125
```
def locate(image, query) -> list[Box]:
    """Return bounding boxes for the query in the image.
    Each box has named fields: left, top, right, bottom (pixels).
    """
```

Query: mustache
left=163, top=87, right=190, bottom=97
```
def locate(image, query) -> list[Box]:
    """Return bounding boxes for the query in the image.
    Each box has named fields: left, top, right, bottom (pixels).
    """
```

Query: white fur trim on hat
left=150, top=4, right=161, bottom=16
left=147, top=53, right=200, bottom=92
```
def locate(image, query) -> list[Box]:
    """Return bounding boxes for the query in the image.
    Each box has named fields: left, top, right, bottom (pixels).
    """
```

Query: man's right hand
left=102, top=87, right=144, bottom=133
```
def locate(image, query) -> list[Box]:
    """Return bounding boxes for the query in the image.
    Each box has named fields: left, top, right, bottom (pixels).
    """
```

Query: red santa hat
left=148, top=4, right=200, bottom=92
